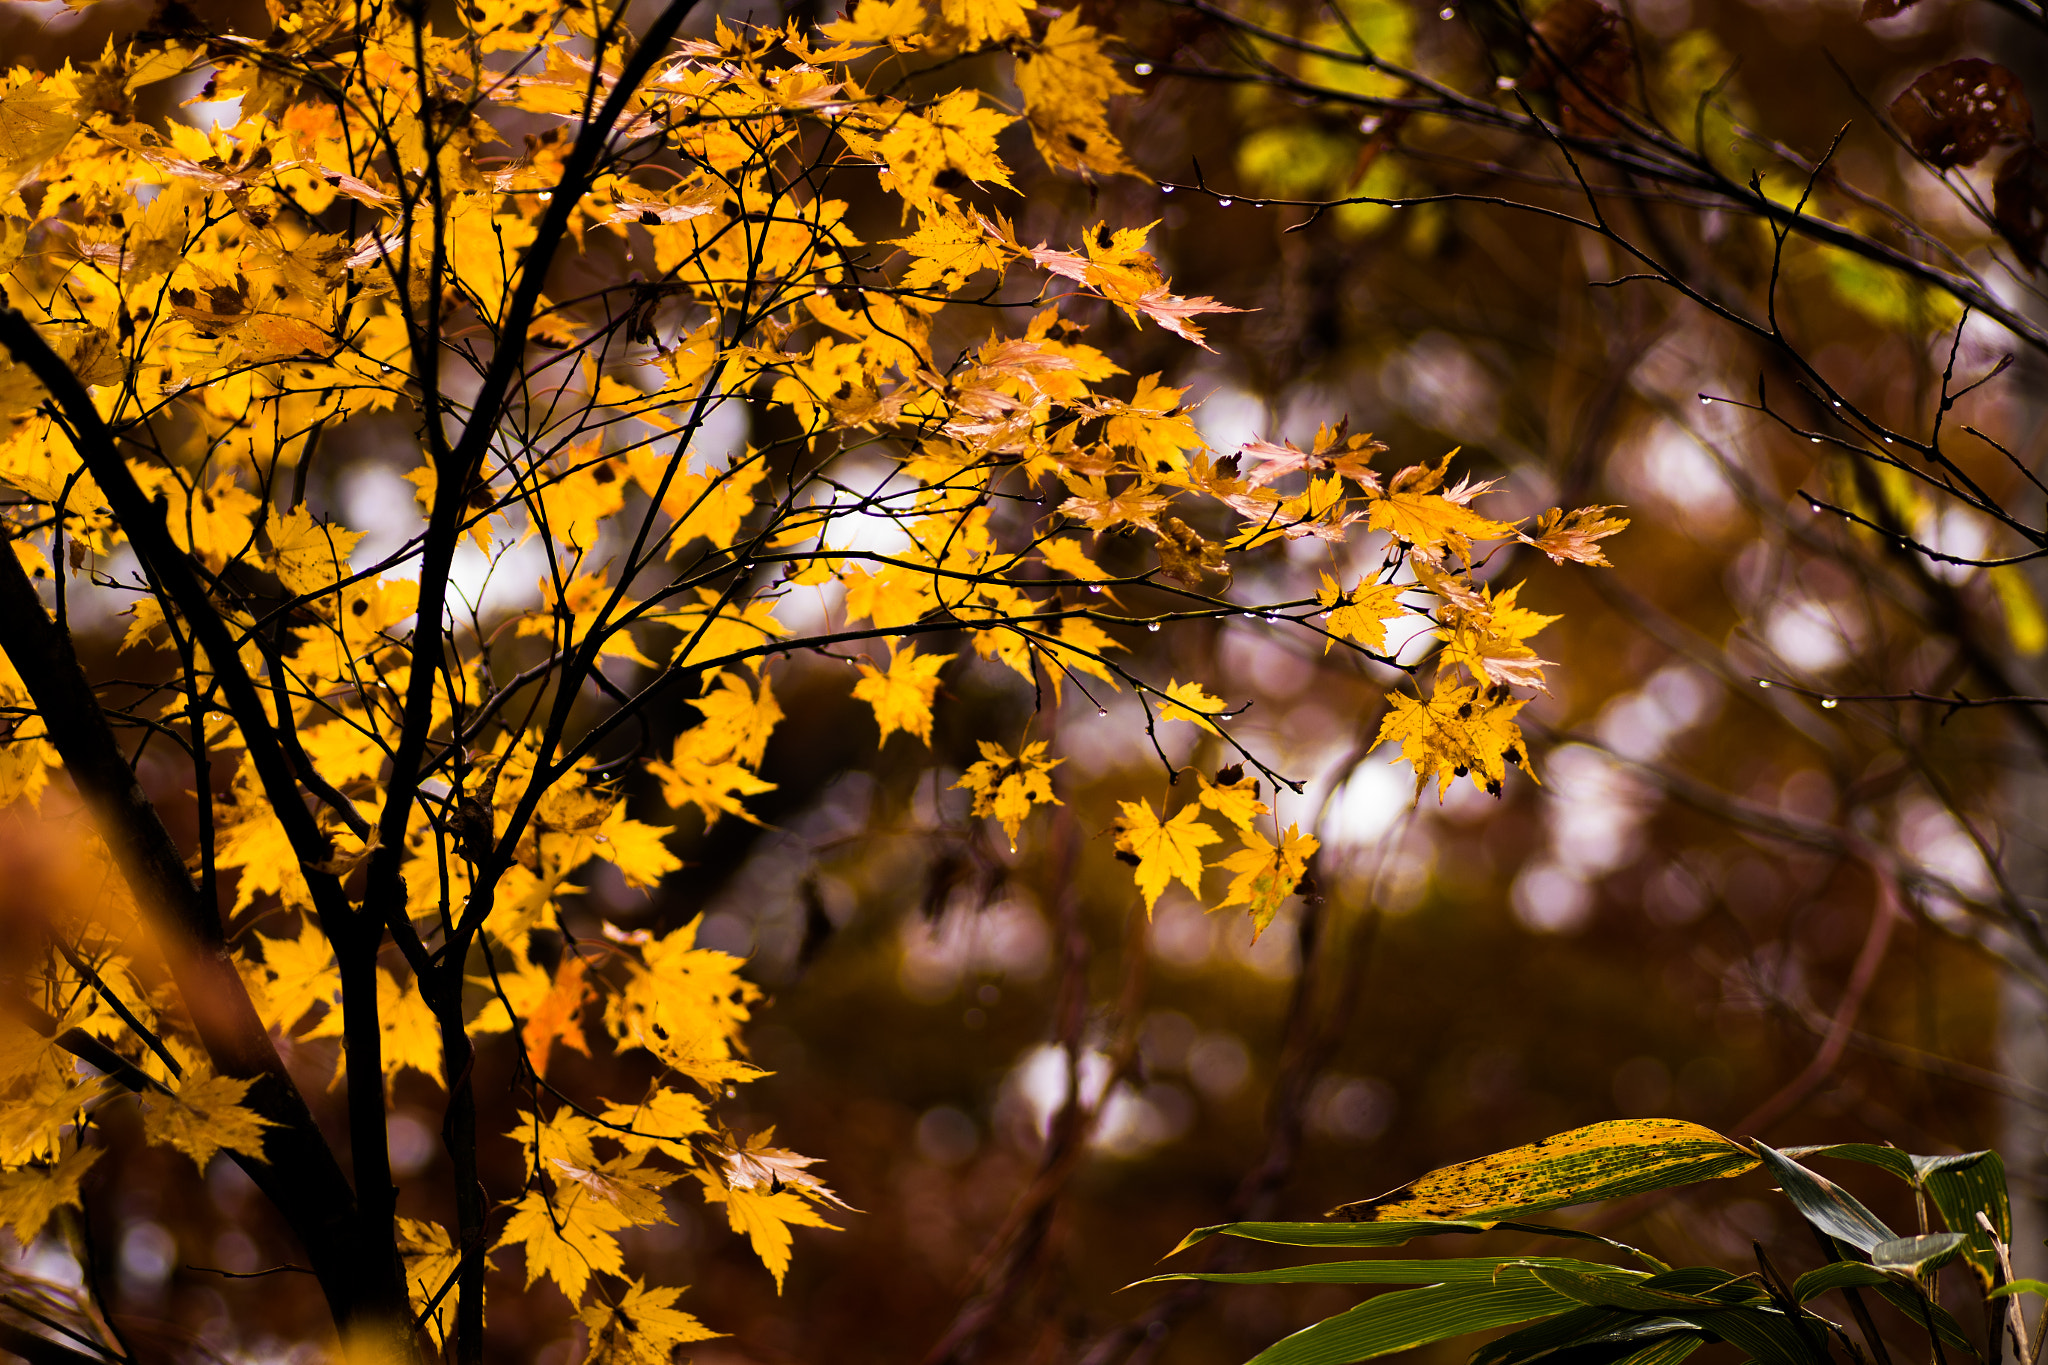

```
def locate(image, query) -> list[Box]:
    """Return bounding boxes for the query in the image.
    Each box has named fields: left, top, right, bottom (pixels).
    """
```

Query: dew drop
left=380, top=364, right=393, bottom=374
left=1831, top=400, right=1842, bottom=407
left=1133, top=62, right=1154, bottom=76
left=1758, top=679, right=1773, bottom=689
left=1147, top=621, right=1161, bottom=632
left=538, top=191, right=553, bottom=202
left=1160, top=184, right=1175, bottom=193
left=1820, top=698, right=1839, bottom=709
left=1700, top=395, right=1712, bottom=404
left=1217, top=198, right=1233, bottom=207
left=1495, top=76, right=1516, bottom=90
left=1097, top=708, right=1108, bottom=717
left=1810, top=437, right=1821, bottom=444
left=1359, top=115, right=1382, bottom=135
left=1808, top=502, right=1821, bottom=513
left=1439, top=7, right=1455, bottom=18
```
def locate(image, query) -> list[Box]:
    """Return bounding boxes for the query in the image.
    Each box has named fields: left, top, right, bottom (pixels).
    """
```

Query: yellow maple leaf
left=1521, top=504, right=1630, bottom=566
left=0, top=1144, right=100, bottom=1247
left=397, top=1217, right=461, bottom=1319
left=1317, top=573, right=1407, bottom=654
left=1105, top=375, right=1205, bottom=470
left=1114, top=799, right=1221, bottom=915
left=892, top=207, right=1009, bottom=291
left=588, top=806, right=682, bottom=892
left=610, top=920, right=764, bottom=1091
left=141, top=1069, right=274, bottom=1170
left=1038, top=535, right=1109, bottom=583
left=874, top=88, right=1015, bottom=208
left=377, top=967, right=443, bottom=1087
left=1215, top=824, right=1319, bottom=937
left=696, top=1172, right=838, bottom=1293
left=822, top=0, right=929, bottom=50
left=1367, top=453, right=1514, bottom=559
left=520, top=955, right=594, bottom=1078
left=146, top=467, right=262, bottom=570
left=0, top=80, right=82, bottom=203
left=253, top=915, right=340, bottom=1034
left=954, top=739, right=1061, bottom=844
left=852, top=644, right=953, bottom=745
left=1158, top=679, right=1228, bottom=733
left=580, top=1280, right=722, bottom=1363
left=648, top=739, right=778, bottom=829
left=1375, top=681, right=1532, bottom=799
left=659, top=589, right=788, bottom=668
left=1436, top=582, right=1561, bottom=692
left=600, top=1087, right=712, bottom=1162
left=938, top=0, right=1030, bottom=44
left=1015, top=11, right=1141, bottom=178
left=689, top=671, right=782, bottom=770
left=1196, top=768, right=1268, bottom=832
left=1058, top=472, right=1171, bottom=532
left=494, top=1185, right=630, bottom=1303
left=1041, top=616, right=1124, bottom=696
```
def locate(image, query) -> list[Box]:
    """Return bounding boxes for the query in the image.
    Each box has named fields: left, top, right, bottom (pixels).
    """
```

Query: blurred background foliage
left=5, top=0, right=2047, bottom=1360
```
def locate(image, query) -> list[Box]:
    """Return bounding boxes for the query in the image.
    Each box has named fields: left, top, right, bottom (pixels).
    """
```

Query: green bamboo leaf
left=1870, top=1233, right=1967, bottom=1277
left=1750, top=1142, right=1897, bottom=1253
left=1792, top=1261, right=1891, bottom=1303
left=1785, top=1145, right=2010, bottom=1288
left=1471, top=1306, right=1655, bottom=1365
left=1496, top=1222, right=1673, bottom=1273
left=1868, top=1282, right=1979, bottom=1357
left=1640, top=1268, right=1766, bottom=1304
left=1527, top=1267, right=1737, bottom=1312
left=1166, top=1219, right=1666, bottom=1268
left=1330, top=1121, right=1756, bottom=1224
left=1243, top=1277, right=1580, bottom=1365
left=1781, top=1144, right=1917, bottom=1185
left=1988, top=1280, right=2048, bottom=1300
left=1920, top=1151, right=2008, bottom=1288
left=1133, top=1256, right=1642, bottom=1289
left=1678, top=1306, right=1830, bottom=1365
left=1611, top=1333, right=1707, bottom=1365
left=1168, top=1220, right=1495, bottom=1257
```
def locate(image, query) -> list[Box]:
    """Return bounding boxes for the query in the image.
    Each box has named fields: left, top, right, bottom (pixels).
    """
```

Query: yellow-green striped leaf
left=1330, top=1120, right=1756, bottom=1224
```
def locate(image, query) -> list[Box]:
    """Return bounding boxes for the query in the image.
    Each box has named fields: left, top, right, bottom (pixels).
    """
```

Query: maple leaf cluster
left=0, top=0, right=1625, bottom=1355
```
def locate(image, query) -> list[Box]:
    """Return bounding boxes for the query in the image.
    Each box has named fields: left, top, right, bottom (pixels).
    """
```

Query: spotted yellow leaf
left=1330, top=1119, right=1757, bottom=1223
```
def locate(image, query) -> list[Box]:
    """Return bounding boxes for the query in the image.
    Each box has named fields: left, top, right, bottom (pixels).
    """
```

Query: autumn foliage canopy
left=0, top=0, right=1641, bottom=1358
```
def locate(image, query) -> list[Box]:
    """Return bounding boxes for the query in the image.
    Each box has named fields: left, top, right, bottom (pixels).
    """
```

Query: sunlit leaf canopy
left=0, top=0, right=1644, bottom=1354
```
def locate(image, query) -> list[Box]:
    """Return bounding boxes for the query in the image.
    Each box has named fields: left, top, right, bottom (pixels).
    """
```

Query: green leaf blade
left=1134, top=1256, right=1642, bottom=1289
left=1243, top=1278, right=1580, bottom=1365
left=1750, top=1142, right=1897, bottom=1253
